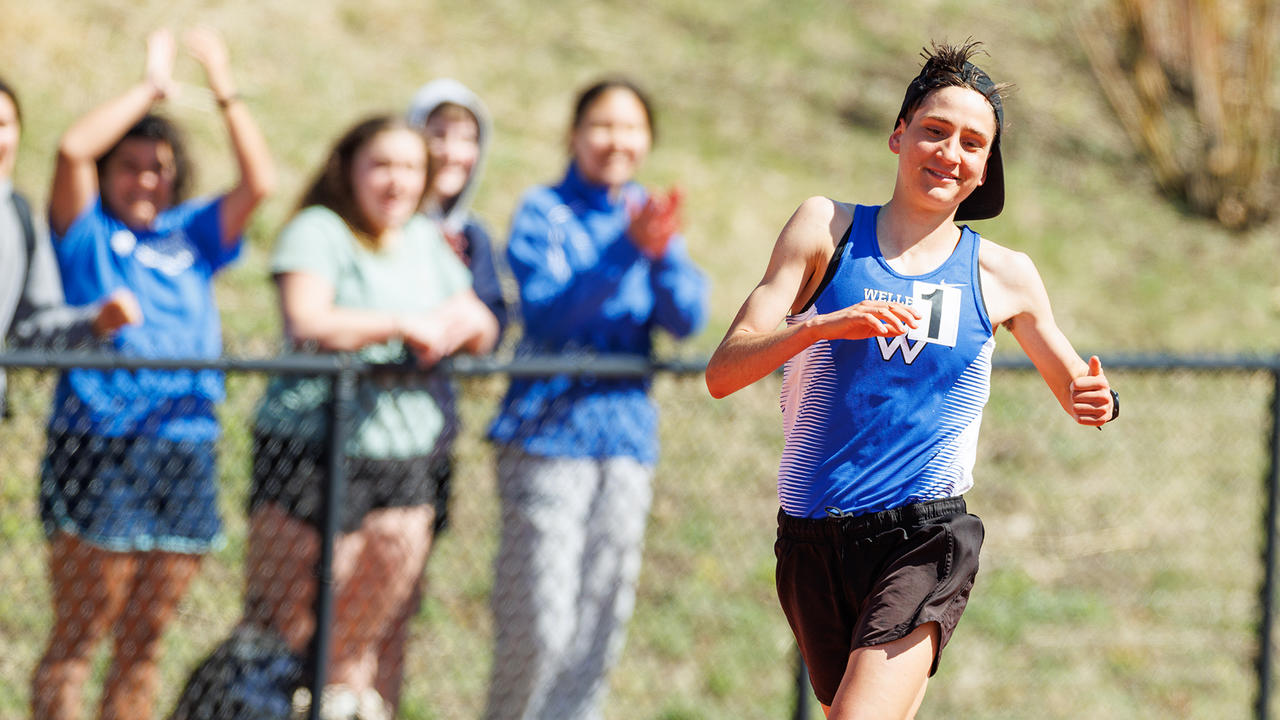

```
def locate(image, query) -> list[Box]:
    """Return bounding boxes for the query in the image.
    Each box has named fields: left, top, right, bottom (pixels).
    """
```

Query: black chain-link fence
left=2, top=351, right=1279, bottom=720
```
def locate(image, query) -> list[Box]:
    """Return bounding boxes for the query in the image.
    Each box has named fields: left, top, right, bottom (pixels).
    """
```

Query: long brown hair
left=0, top=75, right=21, bottom=124
left=296, top=114, right=427, bottom=240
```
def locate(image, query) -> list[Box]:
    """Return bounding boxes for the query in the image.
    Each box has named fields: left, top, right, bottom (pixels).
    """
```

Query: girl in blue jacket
left=486, top=77, right=708, bottom=720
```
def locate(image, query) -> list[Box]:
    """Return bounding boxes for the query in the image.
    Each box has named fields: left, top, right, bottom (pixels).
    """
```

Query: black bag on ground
left=168, top=626, right=304, bottom=720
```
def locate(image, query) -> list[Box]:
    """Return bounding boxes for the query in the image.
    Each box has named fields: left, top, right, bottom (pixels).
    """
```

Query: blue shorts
left=40, top=432, right=223, bottom=554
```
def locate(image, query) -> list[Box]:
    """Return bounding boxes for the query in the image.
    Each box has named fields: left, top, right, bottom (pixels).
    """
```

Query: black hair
left=571, top=77, right=657, bottom=144
left=96, top=114, right=193, bottom=205
left=0, top=75, right=20, bottom=124
left=895, top=39, right=1010, bottom=221
left=896, top=39, right=1007, bottom=135
left=296, top=114, right=427, bottom=240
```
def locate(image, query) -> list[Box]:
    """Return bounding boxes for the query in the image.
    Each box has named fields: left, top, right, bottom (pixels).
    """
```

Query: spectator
left=245, top=114, right=498, bottom=719
left=408, top=77, right=508, bottom=337
left=360, top=78, right=511, bottom=714
left=485, top=77, right=708, bottom=720
left=0, top=76, right=139, bottom=419
left=32, top=27, right=273, bottom=720
left=405, top=77, right=509, bottom=539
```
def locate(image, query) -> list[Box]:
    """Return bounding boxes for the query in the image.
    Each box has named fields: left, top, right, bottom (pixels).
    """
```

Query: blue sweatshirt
left=50, top=196, right=236, bottom=441
left=488, top=162, right=708, bottom=463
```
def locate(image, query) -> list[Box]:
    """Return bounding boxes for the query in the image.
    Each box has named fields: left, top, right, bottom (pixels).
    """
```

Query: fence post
left=1257, top=369, right=1280, bottom=720
left=309, top=362, right=357, bottom=720
left=793, top=648, right=811, bottom=720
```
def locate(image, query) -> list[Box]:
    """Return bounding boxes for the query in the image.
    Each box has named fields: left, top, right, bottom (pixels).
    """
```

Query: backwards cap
left=894, top=45, right=1005, bottom=221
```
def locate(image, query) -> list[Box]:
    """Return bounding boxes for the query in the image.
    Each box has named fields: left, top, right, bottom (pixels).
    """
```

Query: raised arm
left=49, top=29, right=175, bottom=235
left=184, top=27, right=275, bottom=247
left=705, top=197, right=920, bottom=398
left=979, top=240, right=1115, bottom=426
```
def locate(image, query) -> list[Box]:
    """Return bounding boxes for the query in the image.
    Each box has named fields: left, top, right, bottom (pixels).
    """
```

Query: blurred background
left=0, top=0, right=1277, bottom=718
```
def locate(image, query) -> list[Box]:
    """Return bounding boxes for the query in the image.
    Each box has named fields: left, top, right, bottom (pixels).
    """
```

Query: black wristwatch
left=1108, top=388, right=1120, bottom=422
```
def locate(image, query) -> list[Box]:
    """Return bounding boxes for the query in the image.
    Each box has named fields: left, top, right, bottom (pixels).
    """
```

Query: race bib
left=906, top=281, right=962, bottom=347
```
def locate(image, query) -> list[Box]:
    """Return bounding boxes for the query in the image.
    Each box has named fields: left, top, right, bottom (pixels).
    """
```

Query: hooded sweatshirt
left=407, top=79, right=508, bottom=335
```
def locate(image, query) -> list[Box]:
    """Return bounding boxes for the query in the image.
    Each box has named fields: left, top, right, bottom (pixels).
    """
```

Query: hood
left=407, top=78, right=493, bottom=235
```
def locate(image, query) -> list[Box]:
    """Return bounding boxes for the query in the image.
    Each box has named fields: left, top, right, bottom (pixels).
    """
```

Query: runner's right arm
left=705, top=197, right=919, bottom=398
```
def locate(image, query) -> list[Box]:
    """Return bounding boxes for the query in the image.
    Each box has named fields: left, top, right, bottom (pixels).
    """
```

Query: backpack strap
left=3, top=191, right=38, bottom=419
left=11, top=190, right=37, bottom=264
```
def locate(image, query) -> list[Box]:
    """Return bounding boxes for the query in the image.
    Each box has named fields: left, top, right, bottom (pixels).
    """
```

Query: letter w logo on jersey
left=876, top=334, right=927, bottom=364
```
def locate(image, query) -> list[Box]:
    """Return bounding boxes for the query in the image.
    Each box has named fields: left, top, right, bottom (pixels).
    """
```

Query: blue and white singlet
left=778, top=204, right=995, bottom=519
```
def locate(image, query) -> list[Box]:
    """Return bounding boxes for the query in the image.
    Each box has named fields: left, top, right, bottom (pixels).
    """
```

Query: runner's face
left=352, top=128, right=428, bottom=236
left=101, top=138, right=176, bottom=228
left=0, top=93, right=17, bottom=180
left=570, top=87, right=651, bottom=192
left=890, top=85, right=996, bottom=214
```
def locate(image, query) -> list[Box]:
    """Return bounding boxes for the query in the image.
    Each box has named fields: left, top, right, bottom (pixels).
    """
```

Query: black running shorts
left=248, top=432, right=441, bottom=534
left=774, top=496, right=984, bottom=705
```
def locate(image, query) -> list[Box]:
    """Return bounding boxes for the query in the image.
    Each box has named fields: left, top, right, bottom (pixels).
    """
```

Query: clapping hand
left=183, top=27, right=237, bottom=102
left=628, top=186, right=682, bottom=260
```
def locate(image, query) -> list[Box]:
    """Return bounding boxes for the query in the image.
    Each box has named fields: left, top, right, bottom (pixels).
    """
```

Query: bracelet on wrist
left=215, top=93, right=242, bottom=109
left=1095, top=388, right=1120, bottom=430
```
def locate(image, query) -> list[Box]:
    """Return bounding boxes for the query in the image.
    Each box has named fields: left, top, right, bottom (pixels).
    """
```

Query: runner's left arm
left=986, top=244, right=1114, bottom=425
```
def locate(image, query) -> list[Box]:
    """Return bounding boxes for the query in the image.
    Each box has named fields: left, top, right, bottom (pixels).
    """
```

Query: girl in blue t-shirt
left=32, top=28, right=274, bottom=720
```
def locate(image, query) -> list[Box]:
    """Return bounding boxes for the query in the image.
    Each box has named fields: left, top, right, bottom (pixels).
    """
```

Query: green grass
left=2, top=0, right=1280, bottom=718
left=7, top=368, right=1269, bottom=719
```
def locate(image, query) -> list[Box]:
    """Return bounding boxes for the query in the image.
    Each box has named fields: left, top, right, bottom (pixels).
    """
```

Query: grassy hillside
left=5, top=0, right=1278, bottom=355
left=2, top=0, right=1279, bottom=719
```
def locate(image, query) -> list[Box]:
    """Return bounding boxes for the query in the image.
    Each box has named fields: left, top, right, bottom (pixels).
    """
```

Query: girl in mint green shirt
left=243, top=115, right=497, bottom=715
